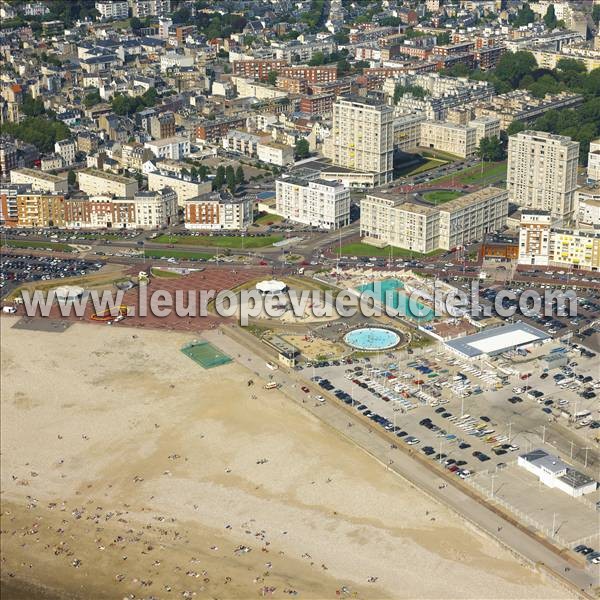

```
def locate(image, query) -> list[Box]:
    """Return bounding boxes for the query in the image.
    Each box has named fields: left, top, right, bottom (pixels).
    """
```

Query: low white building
left=222, top=130, right=265, bottom=158
left=518, top=449, right=597, bottom=498
left=144, top=136, right=191, bottom=161
left=257, top=142, right=294, bottom=166
left=276, top=177, right=350, bottom=230
left=160, top=52, right=194, bottom=72
left=576, top=187, right=600, bottom=226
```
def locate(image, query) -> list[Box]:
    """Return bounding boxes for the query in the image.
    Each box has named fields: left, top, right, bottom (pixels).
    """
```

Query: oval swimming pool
left=344, top=327, right=401, bottom=351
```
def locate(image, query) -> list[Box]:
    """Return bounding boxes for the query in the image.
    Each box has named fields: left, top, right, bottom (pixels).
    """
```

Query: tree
left=495, top=51, right=537, bottom=89
left=213, top=165, right=225, bottom=189
left=130, top=16, right=142, bottom=31
left=267, top=70, right=278, bottom=86
left=477, top=137, right=505, bottom=162
left=544, top=4, right=557, bottom=29
left=513, top=3, right=535, bottom=26
left=507, top=120, right=526, bottom=136
left=225, top=165, right=236, bottom=191
left=67, top=170, right=76, bottom=186
left=83, top=89, right=101, bottom=108
left=198, top=164, right=209, bottom=181
left=294, top=138, right=310, bottom=159
left=436, top=31, right=451, bottom=45
left=393, top=83, right=427, bottom=103
left=235, top=165, right=245, bottom=185
left=21, top=93, right=45, bottom=117
left=307, top=51, right=326, bottom=66
left=0, top=116, right=70, bottom=153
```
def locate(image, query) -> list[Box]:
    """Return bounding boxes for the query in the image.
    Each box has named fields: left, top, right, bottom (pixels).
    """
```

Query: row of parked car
left=573, top=544, right=600, bottom=564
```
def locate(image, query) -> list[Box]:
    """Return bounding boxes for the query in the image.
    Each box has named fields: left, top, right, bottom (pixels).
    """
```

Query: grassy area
left=340, top=242, right=441, bottom=259
left=154, top=234, right=283, bottom=248
left=254, top=212, right=283, bottom=225
left=396, top=158, right=446, bottom=178
left=422, top=190, right=462, bottom=204
left=2, top=240, right=74, bottom=253
left=430, top=161, right=507, bottom=186
left=144, top=249, right=213, bottom=260
left=151, top=268, right=182, bottom=278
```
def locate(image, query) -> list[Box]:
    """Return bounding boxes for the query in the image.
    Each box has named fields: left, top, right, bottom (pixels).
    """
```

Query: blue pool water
left=344, top=328, right=401, bottom=351
left=356, top=279, right=433, bottom=322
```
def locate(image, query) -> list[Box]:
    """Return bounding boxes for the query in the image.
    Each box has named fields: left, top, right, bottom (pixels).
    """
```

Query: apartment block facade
left=507, top=131, right=579, bottom=219
left=276, top=177, right=350, bottom=230
left=77, top=168, right=138, bottom=198
left=331, top=96, right=394, bottom=186
left=10, top=168, right=68, bottom=194
left=184, top=193, right=253, bottom=230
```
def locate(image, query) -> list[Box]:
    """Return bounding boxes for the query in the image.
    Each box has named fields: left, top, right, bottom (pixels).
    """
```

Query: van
left=266, top=361, right=278, bottom=371
left=264, top=382, right=278, bottom=389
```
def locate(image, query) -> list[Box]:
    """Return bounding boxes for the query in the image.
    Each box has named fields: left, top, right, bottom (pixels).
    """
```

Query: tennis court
left=181, top=340, right=232, bottom=369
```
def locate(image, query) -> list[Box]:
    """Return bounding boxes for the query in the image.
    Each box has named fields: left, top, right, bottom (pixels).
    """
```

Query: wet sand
left=0, top=317, right=572, bottom=598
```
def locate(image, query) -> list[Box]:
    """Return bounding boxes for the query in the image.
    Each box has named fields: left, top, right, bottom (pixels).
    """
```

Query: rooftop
left=79, top=168, right=136, bottom=184
left=12, top=168, right=67, bottom=183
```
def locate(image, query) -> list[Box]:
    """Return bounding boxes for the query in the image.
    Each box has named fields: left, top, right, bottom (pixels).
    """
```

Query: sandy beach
left=0, top=316, right=573, bottom=599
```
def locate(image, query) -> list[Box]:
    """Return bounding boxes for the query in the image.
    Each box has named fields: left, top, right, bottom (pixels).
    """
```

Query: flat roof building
left=445, top=322, right=550, bottom=360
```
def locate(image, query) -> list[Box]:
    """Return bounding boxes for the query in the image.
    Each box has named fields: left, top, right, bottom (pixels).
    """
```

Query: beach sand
left=0, top=317, right=572, bottom=599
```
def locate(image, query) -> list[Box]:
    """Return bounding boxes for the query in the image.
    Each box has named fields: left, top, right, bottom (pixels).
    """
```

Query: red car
left=259, top=260, right=268, bottom=266
left=301, top=386, right=310, bottom=393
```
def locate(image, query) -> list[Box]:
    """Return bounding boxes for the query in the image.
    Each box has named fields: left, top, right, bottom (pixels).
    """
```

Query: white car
left=314, top=395, right=325, bottom=402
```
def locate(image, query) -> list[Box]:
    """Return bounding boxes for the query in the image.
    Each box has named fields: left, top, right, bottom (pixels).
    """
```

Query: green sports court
left=181, top=341, right=232, bottom=369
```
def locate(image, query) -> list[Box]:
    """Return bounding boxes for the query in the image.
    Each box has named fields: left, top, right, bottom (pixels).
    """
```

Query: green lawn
left=144, top=249, right=214, bottom=260
left=430, top=161, right=507, bottom=186
left=396, top=158, right=446, bottom=178
left=422, top=190, right=462, bottom=204
left=254, top=212, right=284, bottom=225
left=340, top=242, right=440, bottom=259
left=2, top=240, right=74, bottom=252
left=151, top=268, right=182, bottom=278
left=154, top=234, right=283, bottom=248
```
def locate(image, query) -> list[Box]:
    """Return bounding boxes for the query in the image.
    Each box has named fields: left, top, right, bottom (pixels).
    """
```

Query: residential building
left=299, top=94, right=334, bottom=117
left=361, top=195, right=440, bottom=253
left=184, top=193, right=253, bottom=230
left=331, top=96, right=394, bottom=186
left=131, top=188, right=178, bottom=229
left=150, top=112, right=176, bottom=140
left=55, top=139, right=76, bottom=166
left=0, top=183, right=30, bottom=227
left=129, top=0, right=171, bottom=18
left=518, top=211, right=553, bottom=266
left=507, top=131, right=579, bottom=219
left=160, top=51, right=194, bottom=72
left=232, top=60, right=288, bottom=80
left=40, top=155, right=65, bottom=171
left=0, top=140, right=18, bottom=177
left=77, top=168, right=138, bottom=198
left=95, top=1, right=129, bottom=20
left=419, top=121, right=478, bottom=158
left=588, top=139, right=600, bottom=183
left=393, top=111, right=427, bottom=152
left=275, top=177, right=350, bottom=230
left=222, top=130, right=266, bottom=158
left=361, top=187, right=507, bottom=252
left=77, top=132, right=99, bottom=155
left=144, top=136, right=191, bottom=161
left=576, top=187, right=600, bottom=227
left=10, top=168, right=68, bottom=194
left=257, top=142, right=294, bottom=167
left=469, top=117, right=501, bottom=145
left=16, top=192, right=66, bottom=228
left=196, top=117, right=247, bottom=144
left=147, top=171, right=211, bottom=206
left=271, top=38, right=337, bottom=64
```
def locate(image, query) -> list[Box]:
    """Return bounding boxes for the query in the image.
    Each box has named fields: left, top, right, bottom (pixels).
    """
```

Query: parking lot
left=0, top=253, right=103, bottom=298
left=296, top=339, right=599, bottom=562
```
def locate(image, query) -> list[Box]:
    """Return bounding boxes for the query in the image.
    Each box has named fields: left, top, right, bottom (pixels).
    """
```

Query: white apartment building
left=54, top=139, right=76, bottom=166
left=331, top=96, right=394, bottom=186
left=257, top=142, right=294, bottom=166
left=132, top=188, right=178, bottom=229
left=518, top=211, right=553, bottom=266
left=576, top=187, right=600, bottom=226
left=588, top=139, right=600, bottom=183
left=184, top=193, right=253, bottom=231
left=420, top=121, right=478, bottom=158
left=147, top=171, right=211, bottom=206
left=231, top=77, right=289, bottom=101
left=222, top=130, right=265, bottom=158
left=144, top=136, right=191, bottom=161
left=10, top=168, right=68, bottom=194
left=437, top=188, right=508, bottom=250
left=393, top=111, right=426, bottom=152
left=77, top=168, right=138, bottom=198
left=276, top=177, right=350, bottom=230
left=95, top=1, right=129, bottom=20
left=361, top=187, right=507, bottom=252
left=469, top=117, right=501, bottom=145
left=160, top=52, right=194, bottom=73
left=507, top=131, right=579, bottom=219
left=272, top=38, right=337, bottom=63
left=129, top=0, right=171, bottom=18
left=361, top=195, right=440, bottom=253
